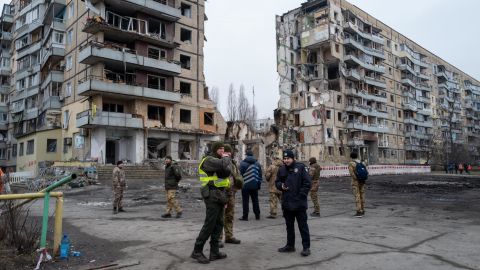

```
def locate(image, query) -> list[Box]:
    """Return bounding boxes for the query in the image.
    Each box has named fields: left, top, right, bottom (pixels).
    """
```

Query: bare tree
left=209, top=86, right=220, bottom=107
left=238, top=84, right=250, bottom=121
left=227, top=84, right=238, bottom=122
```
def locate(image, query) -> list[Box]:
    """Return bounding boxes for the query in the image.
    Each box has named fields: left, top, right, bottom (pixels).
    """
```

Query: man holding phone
left=275, top=149, right=312, bottom=257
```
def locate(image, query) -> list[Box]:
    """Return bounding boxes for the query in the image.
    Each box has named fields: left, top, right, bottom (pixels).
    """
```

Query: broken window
left=180, top=109, right=191, bottom=123
left=289, top=37, right=294, bottom=48
left=337, top=95, right=342, bottom=104
left=327, top=128, right=332, bottom=138
left=148, top=105, right=166, bottom=125
left=390, top=94, right=394, bottom=102
left=291, top=84, right=296, bottom=93
left=290, top=68, right=295, bottom=81
left=148, top=47, right=166, bottom=60
left=328, top=146, right=333, bottom=156
left=148, top=19, right=166, bottom=39
left=147, top=75, right=166, bottom=90
left=339, top=147, right=344, bottom=156
left=204, top=112, right=214, bottom=126
left=46, top=139, right=57, bottom=153
left=179, top=140, right=192, bottom=159
left=181, top=3, right=192, bottom=18
left=337, top=112, right=342, bottom=121
left=180, top=81, right=191, bottom=95
left=180, top=28, right=192, bottom=43
left=19, top=143, right=24, bottom=156
left=290, top=52, right=294, bottom=65
left=326, top=110, right=331, bottom=119
left=180, top=54, right=191, bottom=69
left=294, top=114, right=300, bottom=126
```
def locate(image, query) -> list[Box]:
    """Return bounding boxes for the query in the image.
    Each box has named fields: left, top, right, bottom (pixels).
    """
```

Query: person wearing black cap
left=112, top=160, right=126, bottom=214
left=191, top=141, right=232, bottom=264
left=275, top=149, right=312, bottom=257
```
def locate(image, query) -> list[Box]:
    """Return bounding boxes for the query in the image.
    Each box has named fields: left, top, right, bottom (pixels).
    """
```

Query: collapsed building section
left=276, top=0, right=480, bottom=165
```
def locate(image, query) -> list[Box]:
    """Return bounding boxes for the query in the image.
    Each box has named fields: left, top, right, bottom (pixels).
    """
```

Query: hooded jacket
left=240, top=155, right=263, bottom=190
left=275, top=161, right=311, bottom=211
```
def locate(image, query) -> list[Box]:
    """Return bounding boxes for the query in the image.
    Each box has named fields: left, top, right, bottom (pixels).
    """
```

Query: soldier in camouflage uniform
left=112, top=161, right=126, bottom=214
left=266, top=157, right=283, bottom=219
left=220, top=145, right=243, bottom=245
left=348, top=152, right=365, bottom=218
left=308, top=157, right=322, bottom=217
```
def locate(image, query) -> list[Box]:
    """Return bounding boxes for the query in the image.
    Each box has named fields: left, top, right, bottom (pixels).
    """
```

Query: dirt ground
left=8, top=173, right=480, bottom=269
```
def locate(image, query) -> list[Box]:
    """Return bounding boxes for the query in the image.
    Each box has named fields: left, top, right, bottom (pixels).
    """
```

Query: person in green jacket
left=162, top=156, right=183, bottom=218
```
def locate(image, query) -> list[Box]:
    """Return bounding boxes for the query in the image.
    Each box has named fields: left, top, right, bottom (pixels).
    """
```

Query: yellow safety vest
left=198, top=157, right=230, bottom=188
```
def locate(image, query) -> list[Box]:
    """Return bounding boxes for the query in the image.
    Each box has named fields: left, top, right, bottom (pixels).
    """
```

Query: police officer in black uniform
left=275, top=149, right=312, bottom=256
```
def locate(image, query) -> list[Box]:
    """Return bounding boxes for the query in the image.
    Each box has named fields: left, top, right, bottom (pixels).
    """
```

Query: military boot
left=209, top=251, right=227, bottom=261
left=191, top=251, right=209, bottom=264
left=113, top=207, right=118, bottom=215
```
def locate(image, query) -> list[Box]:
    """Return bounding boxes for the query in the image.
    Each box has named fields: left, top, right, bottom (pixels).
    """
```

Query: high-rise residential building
left=276, top=0, right=480, bottom=165
left=1, top=0, right=225, bottom=173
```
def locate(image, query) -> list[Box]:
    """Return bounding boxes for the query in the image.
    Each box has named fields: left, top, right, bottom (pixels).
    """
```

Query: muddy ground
left=6, top=173, right=480, bottom=270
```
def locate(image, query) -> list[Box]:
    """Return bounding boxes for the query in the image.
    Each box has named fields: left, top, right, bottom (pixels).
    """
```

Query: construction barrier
left=8, top=171, right=35, bottom=184
left=320, top=165, right=430, bottom=178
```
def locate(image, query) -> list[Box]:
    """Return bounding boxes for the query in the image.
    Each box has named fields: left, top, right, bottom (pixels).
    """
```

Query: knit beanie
left=283, top=149, right=295, bottom=159
left=211, top=142, right=224, bottom=153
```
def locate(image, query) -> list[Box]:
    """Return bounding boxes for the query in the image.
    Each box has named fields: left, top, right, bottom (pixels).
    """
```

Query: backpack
left=173, top=165, right=182, bottom=181
left=354, top=162, right=368, bottom=183
left=243, top=163, right=261, bottom=190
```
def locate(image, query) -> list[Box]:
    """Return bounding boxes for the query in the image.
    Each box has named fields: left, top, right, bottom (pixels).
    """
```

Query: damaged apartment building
left=276, top=0, right=480, bottom=165
left=1, top=0, right=224, bottom=172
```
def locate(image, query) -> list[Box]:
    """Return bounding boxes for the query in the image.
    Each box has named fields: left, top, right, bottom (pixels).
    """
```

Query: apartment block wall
left=276, top=0, right=480, bottom=165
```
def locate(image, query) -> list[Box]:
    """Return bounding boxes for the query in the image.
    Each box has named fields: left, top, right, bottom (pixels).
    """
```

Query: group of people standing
left=110, top=142, right=368, bottom=264
left=445, top=163, right=473, bottom=174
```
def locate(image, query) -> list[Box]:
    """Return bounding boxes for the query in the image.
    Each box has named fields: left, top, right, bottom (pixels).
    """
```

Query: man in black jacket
left=275, top=149, right=312, bottom=257
left=162, top=156, right=182, bottom=218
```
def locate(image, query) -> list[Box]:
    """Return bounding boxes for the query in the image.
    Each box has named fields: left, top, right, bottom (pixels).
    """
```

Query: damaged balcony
left=344, top=37, right=385, bottom=59
left=90, top=0, right=181, bottom=21
left=76, top=110, right=143, bottom=129
left=83, top=11, right=179, bottom=49
left=345, top=88, right=387, bottom=103
left=79, top=42, right=181, bottom=76
left=40, top=96, right=62, bottom=111
left=347, top=121, right=389, bottom=133
left=78, top=73, right=181, bottom=103
left=347, top=138, right=365, bottom=147
left=344, top=53, right=385, bottom=74
left=41, top=70, right=63, bottom=89
left=364, top=75, right=386, bottom=89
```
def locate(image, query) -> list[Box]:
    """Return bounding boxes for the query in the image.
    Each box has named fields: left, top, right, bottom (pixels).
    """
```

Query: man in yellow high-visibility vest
left=191, top=142, right=232, bottom=264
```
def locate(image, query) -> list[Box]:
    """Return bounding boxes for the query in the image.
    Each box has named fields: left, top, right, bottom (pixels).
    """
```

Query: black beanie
left=283, top=149, right=295, bottom=159
left=309, top=157, right=317, bottom=164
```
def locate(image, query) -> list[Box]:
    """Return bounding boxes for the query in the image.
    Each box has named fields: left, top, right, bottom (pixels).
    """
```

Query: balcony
left=10, top=103, right=25, bottom=114
left=378, top=141, right=389, bottom=148
left=347, top=138, right=364, bottom=146
left=418, top=72, right=429, bottom=81
left=14, top=20, right=43, bottom=41
left=79, top=42, right=181, bottom=76
left=343, top=69, right=361, bottom=81
left=0, top=121, right=7, bottom=130
left=0, top=65, right=10, bottom=76
left=416, top=120, right=433, bottom=128
left=40, top=44, right=65, bottom=68
left=436, top=70, right=448, bottom=80
left=24, top=107, right=39, bottom=121
left=343, top=21, right=384, bottom=44
left=43, top=0, right=67, bottom=25
left=416, top=83, right=431, bottom=92
left=402, top=102, right=418, bottom=111
left=0, top=31, right=12, bottom=41
left=41, top=96, right=62, bottom=111
left=405, top=144, right=422, bottom=151
left=96, top=0, right=181, bottom=21
left=17, top=42, right=42, bottom=60
left=41, top=70, right=64, bottom=89
left=417, top=96, right=430, bottom=104
left=401, top=77, right=416, bottom=88
left=0, top=84, right=9, bottom=94
left=364, top=76, right=386, bottom=88
left=405, top=131, right=430, bottom=140
left=346, top=121, right=388, bottom=133
left=83, top=11, right=178, bottom=49
left=346, top=104, right=369, bottom=115
left=404, top=118, right=417, bottom=125
left=398, top=63, right=416, bottom=75
left=345, top=88, right=387, bottom=103
left=343, top=38, right=385, bottom=59
left=78, top=75, right=181, bottom=103
left=344, top=54, right=385, bottom=73
left=76, top=110, right=143, bottom=129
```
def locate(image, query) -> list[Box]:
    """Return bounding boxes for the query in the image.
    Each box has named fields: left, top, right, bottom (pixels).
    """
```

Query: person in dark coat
left=275, top=149, right=312, bottom=257
left=162, top=156, right=182, bottom=218
left=239, top=150, right=263, bottom=220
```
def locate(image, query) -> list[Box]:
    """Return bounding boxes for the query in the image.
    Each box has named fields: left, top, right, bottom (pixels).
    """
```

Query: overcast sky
left=1, top=0, right=478, bottom=120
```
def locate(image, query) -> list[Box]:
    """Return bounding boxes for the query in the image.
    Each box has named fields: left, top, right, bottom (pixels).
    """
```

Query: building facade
left=276, top=0, right=480, bottom=165
left=1, top=0, right=225, bottom=173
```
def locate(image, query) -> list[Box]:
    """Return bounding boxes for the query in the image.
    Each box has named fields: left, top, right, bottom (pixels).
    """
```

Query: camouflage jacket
left=112, top=167, right=126, bottom=187
left=308, top=163, right=322, bottom=182
left=265, top=159, right=283, bottom=193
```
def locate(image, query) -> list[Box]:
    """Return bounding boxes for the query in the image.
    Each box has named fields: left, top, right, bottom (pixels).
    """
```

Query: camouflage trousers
left=221, top=192, right=236, bottom=241
left=166, top=189, right=182, bottom=214
left=269, top=192, right=282, bottom=217
left=310, top=180, right=320, bottom=214
left=351, top=180, right=365, bottom=213
left=113, top=186, right=124, bottom=209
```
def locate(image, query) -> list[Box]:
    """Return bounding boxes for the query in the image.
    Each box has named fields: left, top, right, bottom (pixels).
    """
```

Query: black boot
left=191, top=251, right=209, bottom=264
left=209, top=251, right=227, bottom=261
left=113, top=207, right=118, bottom=215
